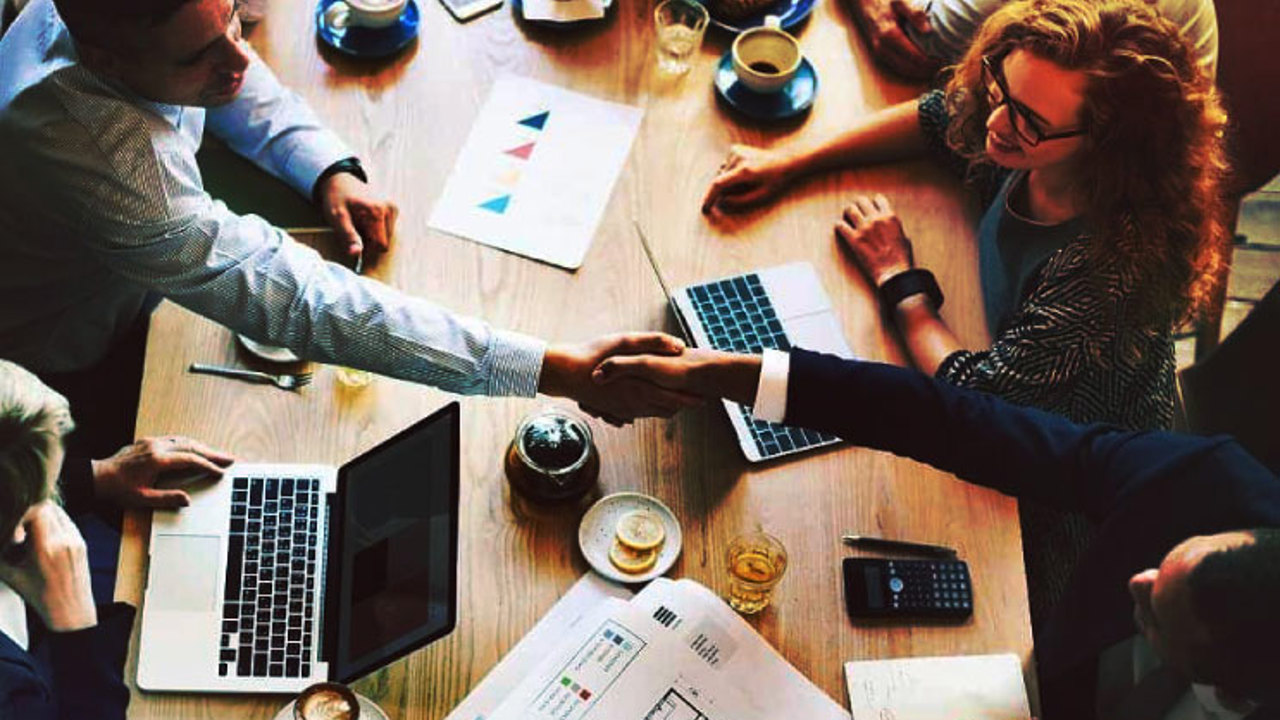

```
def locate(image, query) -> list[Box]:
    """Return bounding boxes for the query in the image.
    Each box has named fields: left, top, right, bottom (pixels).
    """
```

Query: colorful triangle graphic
left=478, top=195, right=511, bottom=214
left=504, top=142, right=536, bottom=160
left=518, top=111, right=550, bottom=131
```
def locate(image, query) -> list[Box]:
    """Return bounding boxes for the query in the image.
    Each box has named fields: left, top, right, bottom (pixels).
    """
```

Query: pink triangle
left=504, top=142, right=536, bottom=160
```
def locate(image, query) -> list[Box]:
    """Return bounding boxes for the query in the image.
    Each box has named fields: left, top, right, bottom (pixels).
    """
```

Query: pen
left=841, top=534, right=957, bottom=557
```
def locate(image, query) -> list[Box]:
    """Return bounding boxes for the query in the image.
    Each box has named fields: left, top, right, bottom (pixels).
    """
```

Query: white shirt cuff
left=750, top=349, right=790, bottom=424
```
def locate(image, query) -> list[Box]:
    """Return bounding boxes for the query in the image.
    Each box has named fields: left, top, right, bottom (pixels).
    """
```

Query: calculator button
left=888, top=577, right=905, bottom=593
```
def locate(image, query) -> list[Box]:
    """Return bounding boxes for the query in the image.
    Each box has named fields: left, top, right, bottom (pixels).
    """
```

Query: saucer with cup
left=713, top=15, right=817, bottom=121
left=315, top=0, right=420, bottom=58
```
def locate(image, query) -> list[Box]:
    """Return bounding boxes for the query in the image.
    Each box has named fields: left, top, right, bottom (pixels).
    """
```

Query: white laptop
left=137, top=402, right=461, bottom=693
left=671, top=262, right=855, bottom=462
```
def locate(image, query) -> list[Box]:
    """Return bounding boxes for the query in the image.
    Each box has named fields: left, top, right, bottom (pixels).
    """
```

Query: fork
left=188, top=363, right=313, bottom=391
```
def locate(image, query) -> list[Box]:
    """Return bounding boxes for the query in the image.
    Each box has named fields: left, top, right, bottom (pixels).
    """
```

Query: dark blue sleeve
left=57, top=457, right=96, bottom=516
left=783, top=349, right=1232, bottom=520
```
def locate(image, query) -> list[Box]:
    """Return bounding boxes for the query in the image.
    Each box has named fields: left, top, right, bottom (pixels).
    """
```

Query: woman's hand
left=702, top=145, right=801, bottom=215
left=835, top=194, right=915, bottom=286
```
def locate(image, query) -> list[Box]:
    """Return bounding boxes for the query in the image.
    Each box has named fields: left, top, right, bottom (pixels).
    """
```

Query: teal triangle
left=478, top=194, right=511, bottom=214
left=518, top=111, right=550, bottom=131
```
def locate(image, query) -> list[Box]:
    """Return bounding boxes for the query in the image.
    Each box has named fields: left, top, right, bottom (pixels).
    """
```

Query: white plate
left=238, top=334, right=301, bottom=363
left=273, top=692, right=390, bottom=720
left=578, top=492, right=682, bottom=584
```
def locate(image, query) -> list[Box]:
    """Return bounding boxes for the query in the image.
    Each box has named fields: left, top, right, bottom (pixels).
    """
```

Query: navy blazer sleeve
left=0, top=603, right=134, bottom=720
left=57, top=457, right=96, bottom=516
left=783, top=349, right=1235, bottom=521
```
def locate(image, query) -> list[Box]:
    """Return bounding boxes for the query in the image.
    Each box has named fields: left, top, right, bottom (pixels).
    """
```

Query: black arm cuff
left=879, top=268, right=944, bottom=312
left=311, top=157, right=367, bottom=204
left=58, top=458, right=96, bottom=515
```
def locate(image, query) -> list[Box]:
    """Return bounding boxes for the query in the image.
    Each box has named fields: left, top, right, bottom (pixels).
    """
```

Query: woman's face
left=983, top=49, right=1090, bottom=172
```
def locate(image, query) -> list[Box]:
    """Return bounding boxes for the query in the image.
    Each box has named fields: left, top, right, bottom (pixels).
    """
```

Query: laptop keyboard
left=218, top=476, right=321, bottom=679
left=685, top=273, right=839, bottom=459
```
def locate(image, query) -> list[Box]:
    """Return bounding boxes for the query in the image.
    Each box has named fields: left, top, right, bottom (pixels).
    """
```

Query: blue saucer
left=713, top=52, right=817, bottom=121
left=315, top=0, right=420, bottom=58
left=701, top=0, right=815, bottom=34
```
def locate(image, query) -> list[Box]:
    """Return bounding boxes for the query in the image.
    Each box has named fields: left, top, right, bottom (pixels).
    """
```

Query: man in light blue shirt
left=845, top=0, right=1217, bottom=80
left=0, top=0, right=693, bottom=422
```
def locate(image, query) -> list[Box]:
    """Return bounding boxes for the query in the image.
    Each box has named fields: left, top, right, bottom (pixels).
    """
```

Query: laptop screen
left=324, top=402, right=460, bottom=684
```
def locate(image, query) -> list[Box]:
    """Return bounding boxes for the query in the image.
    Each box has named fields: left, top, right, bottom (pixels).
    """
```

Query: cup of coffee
left=730, top=16, right=802, bottom=93
left=323, top=0, right=407, bottom=30
left=294, top=682, right=360, bottom=720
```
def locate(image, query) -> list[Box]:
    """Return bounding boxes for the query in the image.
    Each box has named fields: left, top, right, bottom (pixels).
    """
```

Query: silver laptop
left=671, top=262, right=855, bottom=462
left=137, top=402, right=461, bottom=693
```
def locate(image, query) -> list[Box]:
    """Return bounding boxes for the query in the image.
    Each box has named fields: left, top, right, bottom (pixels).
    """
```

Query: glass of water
left=654, top=0, right=709, bottom=75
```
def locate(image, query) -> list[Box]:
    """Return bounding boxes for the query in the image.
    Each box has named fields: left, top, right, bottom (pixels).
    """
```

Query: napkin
left=521, top=0, right=610, bottom=22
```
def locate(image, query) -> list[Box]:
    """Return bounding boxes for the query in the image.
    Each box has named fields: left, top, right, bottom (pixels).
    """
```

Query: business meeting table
left=114, top=0, right=1036, bottom=717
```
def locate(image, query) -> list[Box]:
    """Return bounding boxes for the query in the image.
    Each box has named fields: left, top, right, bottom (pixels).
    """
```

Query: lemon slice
left=609, top=538, right=659, bottom=574
left=615, top=510, right=666, bottom=551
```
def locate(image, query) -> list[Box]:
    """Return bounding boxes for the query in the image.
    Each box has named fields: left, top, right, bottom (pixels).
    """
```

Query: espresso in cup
left=324, top=0, right=408, bottom=30
left=731, top=16, right=802, bottom=93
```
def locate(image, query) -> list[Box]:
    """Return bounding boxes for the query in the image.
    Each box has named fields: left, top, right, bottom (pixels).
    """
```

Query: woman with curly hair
left=702, top=0, right=1230, bottom=434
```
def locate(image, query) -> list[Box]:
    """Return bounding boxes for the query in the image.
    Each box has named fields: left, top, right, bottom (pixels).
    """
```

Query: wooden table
left=116, top=0, right=1034, bottom=717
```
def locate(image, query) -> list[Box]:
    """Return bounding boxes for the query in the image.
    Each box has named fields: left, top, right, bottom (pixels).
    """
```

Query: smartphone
left=843, top=557, right=973, bottom=621
left=437, top=0, right=503, bottom=22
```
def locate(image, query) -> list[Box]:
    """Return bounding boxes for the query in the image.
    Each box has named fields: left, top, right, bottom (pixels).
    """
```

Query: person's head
left=1128, top=529, right=1280, bottom=711
left=944, top=0, right=1230, bottom=328
left=0, top=360, right=73, bottom=548
left=53, top=0, right=251, bottom=107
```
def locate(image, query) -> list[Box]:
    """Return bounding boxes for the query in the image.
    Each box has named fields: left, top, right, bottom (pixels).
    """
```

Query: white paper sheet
left=631, top=578, right=851, bottom=720
left=429, top=75, right=642, bottom=269
left=486, top=598, right=767, bottom=720
left=844, top=653, right=1030, bottom=720
left=446, top=574, right=634, bottom=720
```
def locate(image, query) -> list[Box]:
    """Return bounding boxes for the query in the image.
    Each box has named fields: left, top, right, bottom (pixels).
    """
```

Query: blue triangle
left=478, top=195, right=511, bottom=214
left=518, top=111, right=550, bottom=131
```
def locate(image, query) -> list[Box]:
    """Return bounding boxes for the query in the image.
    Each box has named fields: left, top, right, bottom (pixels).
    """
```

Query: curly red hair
left=943, top=0, right=1230, bottom=327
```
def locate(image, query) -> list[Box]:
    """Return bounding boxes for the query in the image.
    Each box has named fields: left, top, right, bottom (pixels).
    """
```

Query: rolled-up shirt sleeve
left=203, top=49, right=353, bottom=198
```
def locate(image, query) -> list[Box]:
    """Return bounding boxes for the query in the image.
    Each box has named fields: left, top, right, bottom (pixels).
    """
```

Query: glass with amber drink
left=726, top=531, right=788, bottom=614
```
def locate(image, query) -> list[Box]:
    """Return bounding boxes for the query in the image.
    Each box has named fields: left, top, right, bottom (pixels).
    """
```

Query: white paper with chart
left=429, top=75, right=643, bottom=269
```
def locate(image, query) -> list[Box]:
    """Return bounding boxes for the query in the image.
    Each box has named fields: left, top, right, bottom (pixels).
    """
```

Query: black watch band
left=311, top=157, right=367, bottom=203
left=878, top=268, right=944, bottom=311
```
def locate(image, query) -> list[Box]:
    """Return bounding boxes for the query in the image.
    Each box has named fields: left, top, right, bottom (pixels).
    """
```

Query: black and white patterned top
left=918, top=90, right=1176, bottom=431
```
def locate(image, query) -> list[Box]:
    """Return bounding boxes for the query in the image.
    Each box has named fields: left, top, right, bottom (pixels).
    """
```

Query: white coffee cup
left=730, top=16, right=802, bottom=93
left=323, top=0, right=407, bottom=30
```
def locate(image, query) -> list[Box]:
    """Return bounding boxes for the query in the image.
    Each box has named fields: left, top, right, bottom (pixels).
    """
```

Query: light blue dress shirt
left=0, top=0, right=543, bottom=396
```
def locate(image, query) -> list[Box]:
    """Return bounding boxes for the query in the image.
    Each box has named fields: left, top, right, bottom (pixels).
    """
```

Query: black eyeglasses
left=980, top=54, right=1087, bottom=147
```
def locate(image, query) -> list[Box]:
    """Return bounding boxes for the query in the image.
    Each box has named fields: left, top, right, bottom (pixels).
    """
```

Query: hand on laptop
left=540, top=333, right=704, bottom=425
left=703, top=145, right=800, bottom=216
left=591, top=348, right=764, bottom=408
left=0, top=501, right=97, bottom=632
left=91, top=436, right=236, bottom=509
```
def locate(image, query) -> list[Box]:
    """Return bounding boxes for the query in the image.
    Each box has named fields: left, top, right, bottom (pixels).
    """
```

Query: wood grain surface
left=115, top=1, right=1035, bottom=717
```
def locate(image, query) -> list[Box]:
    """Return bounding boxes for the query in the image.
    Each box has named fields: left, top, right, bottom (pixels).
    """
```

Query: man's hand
left=591, top=348, right=763, bottom=408
left=91, top=436, right=235, bottom=509
left=702, top=145, right=801, bottom=216
left=539, top=333, right=704, bottom=425
left=0, top=502, right=96, bottom=632
left=315, top=172, right=399, bottom=262
left=835, top=194, right=916, bottom=287
left=847, top=0, right=940, bottom=80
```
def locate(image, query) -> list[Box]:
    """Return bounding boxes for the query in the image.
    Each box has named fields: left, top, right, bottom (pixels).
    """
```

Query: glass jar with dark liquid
left=504, top=409, right=600, bottom=502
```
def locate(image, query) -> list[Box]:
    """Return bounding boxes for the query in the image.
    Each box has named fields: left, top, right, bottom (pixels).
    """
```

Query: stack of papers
left=520, top=0, right=612, bottom=22
left=447, top=574, right=850, bottom=720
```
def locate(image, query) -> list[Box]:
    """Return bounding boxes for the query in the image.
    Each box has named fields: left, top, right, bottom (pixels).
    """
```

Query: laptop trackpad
left=149, top=534, right=220, bottom=612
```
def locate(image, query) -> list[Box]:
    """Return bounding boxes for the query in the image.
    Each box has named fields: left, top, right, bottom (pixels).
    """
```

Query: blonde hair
left=944, top=0, right=1230, bottom=328
left=0, top=360, right=74, bottom=540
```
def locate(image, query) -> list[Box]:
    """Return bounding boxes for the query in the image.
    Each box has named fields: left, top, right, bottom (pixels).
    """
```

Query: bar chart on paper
left=429, top=75, right=643, bottom=269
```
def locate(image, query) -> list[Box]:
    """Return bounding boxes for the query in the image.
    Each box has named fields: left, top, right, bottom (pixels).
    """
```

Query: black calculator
left=843, top=557, right=973, bottom=620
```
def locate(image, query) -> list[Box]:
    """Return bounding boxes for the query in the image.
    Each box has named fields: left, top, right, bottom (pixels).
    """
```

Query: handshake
left=538, top=332, right=764, bottom=425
